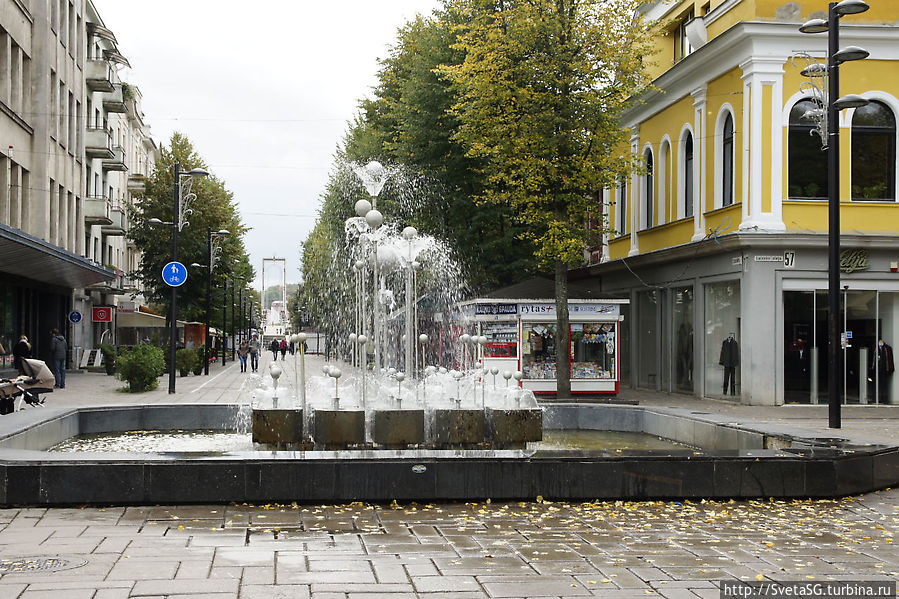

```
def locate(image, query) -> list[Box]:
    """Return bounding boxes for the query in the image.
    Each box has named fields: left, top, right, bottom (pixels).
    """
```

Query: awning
left=103, top=49, right=131, bottom=68
left=116, top=311, right=187, bottom=328
left=0, top=222, right=114, bottom=289
left=87, top=22, right=118, bottom=44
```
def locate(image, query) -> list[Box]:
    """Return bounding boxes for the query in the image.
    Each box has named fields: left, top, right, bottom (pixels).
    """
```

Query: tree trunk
left=554, top=260, right=571, bottom=398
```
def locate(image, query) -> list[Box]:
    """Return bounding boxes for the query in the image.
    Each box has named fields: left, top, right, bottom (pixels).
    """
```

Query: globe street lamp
left=151, top=163, right=209, bottom=394
left=799, top=0, right=869, bottom=428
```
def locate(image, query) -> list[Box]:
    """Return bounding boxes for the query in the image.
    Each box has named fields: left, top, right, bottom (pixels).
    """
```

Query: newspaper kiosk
left=459, top=298, right=627, bottom=395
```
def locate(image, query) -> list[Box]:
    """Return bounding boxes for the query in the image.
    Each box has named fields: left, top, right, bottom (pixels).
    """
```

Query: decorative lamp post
left=203, top=228, right=228, bottom=375
left=798, top=0, right=870, bottom=428
left=402, top=226, right=417, bottom=379
left=222, top=279, right=228, bottom=367
left=357, top=334, right=368, bottom=409
left=150, top=162, right=209, bottom=394
left=290, top=332, right=307, bottom=415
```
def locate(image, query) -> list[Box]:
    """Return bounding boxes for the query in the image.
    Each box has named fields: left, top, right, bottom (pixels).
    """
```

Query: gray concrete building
left=0, top=0, right=155, bottom=371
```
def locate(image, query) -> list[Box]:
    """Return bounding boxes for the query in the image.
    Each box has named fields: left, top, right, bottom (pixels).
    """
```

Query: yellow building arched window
left=788, top=99, right=827, bottom=200
left=721, top=113, right=734, bottom=206
left=683, top=131, right=694, bottom=217
left=644, top=148, right=654, bottom=228
left=852, top=100, right=896, bottom=201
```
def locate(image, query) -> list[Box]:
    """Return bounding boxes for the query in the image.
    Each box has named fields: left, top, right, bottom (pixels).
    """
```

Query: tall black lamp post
left=799, top=0, right=870, bottom=428
left=222, top=279, right=229, bottom=367
left=193, top=228, right=228, bottom=375
left=149, top=162, right=209, bottom=394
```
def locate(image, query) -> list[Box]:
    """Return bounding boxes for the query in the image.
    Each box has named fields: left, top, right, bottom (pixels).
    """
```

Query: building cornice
left=623, top=21, right=899, bottom=128
left=575, top=232, right=899, bottom=279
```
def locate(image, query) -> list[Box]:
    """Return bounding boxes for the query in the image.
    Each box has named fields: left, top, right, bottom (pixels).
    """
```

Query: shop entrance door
left=784, top=290, right=880, bottom=404
left=844, top=290, right=878, bottom=404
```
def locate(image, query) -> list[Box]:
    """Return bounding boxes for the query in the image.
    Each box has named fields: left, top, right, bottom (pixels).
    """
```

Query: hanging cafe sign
left=840, top=249, right=870, bottom=273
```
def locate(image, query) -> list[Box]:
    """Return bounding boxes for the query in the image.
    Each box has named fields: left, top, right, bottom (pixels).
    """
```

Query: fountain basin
left=432, top=409, right=485, bottom=448
left=252, top=408, right=304, bottom=446
left=488, top=407, right=543, bottom=449
left=313, top=409, right=365, bottom=449
left=0, top=403, right=895, bottom=505
left=373, top=409, right=424, bottom=448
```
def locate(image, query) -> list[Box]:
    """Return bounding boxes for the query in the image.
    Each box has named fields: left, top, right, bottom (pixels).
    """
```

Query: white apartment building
left=0, top=0, right=156, bottom=370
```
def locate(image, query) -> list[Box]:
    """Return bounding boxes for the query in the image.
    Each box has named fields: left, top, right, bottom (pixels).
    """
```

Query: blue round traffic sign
left=68, top=311, right=82, bottom=324
left=162, top=261, right=188, bottom=287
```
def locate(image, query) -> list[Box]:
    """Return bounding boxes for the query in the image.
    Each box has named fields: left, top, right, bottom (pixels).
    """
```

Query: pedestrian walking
left=12, top=334, right=30, bottom=375
left=288, top=341, right=295, bottom=356
left=279, top=339, right=287, bottom=360
left=249, top=334, right=260, bottom=372
left=49, top=329, right=67, bottom=388
left=237, top=339, right=250, bottom=373
left=270, top=339, right=280, bottom=361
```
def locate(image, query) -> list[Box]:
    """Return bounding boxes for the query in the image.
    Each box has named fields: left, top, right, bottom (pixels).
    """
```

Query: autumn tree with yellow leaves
left=441, top=0, right=654, bottom=395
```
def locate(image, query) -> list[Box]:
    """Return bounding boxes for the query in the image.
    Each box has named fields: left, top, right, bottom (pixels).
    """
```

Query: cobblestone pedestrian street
left=1, top=489, right=897, bottom=598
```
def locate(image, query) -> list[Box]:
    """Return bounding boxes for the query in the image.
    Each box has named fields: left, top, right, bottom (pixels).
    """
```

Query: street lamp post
left=799, top=0, right=870, bottom=428
left=222, top=279, right=228, bottom=367
left=151, top=162, right=209, bottom=394
left=199, top=228, right=229, bottom=375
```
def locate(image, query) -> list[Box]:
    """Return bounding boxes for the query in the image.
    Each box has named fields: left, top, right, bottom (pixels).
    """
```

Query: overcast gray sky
left=94, top=0, right=442, bottom=290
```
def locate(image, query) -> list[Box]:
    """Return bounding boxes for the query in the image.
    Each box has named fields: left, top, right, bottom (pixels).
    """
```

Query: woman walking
left=237, top=339, right=250, bottom=373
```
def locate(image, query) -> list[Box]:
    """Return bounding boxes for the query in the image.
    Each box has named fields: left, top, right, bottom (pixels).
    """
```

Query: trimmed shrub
left=116, top=344, right=165, bottom=392
left=192, top=347, right=206, bottom=375
left=176, top=348, right=197, bottom=377
left=98, top=343, right=116, bottom=375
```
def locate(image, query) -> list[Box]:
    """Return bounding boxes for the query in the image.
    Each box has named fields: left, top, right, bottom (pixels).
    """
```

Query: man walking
left=249, top=334, right=260, bottom=372
left=49, top=329, right=67, bottom=388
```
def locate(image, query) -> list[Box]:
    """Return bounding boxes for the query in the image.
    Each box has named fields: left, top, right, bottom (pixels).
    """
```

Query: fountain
left=248, top=160, right=542, bottom=450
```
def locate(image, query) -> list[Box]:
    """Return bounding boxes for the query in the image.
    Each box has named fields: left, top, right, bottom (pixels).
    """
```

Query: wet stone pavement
left=0, top=490, right=898, bottom=598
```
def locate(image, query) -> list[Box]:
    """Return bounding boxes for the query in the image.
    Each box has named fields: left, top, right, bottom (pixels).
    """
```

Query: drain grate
left=0, top=556, right=87, bottom=574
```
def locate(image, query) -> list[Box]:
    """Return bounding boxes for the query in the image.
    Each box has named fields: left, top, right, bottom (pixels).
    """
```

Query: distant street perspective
left=2, top=0, right=899, bottom=598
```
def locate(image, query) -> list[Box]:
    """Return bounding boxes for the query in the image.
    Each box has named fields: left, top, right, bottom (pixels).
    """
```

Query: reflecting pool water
left=49, top=429, right=691, bottom=453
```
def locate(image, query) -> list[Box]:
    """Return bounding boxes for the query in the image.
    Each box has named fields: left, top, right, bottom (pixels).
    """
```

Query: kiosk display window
left=571, top=323, right=617, bottom=379
left=522, top=323, right=557, bottom=379
left=482, top=322, right=518, bottom=358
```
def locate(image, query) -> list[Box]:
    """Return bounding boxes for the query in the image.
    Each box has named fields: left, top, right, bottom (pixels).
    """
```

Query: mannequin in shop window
left=719, top=333, right=739, bottom=396
left=877, top=339, right=895, bottom=402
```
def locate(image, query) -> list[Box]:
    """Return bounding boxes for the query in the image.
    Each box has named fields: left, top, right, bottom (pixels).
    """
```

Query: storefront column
left=690, top=87, right=707, bottom=242
left=629, top=129, right=640, bottom=256
left=740, top=262, right=779, bottom=405
left=739, top=57, right=787, bottom=232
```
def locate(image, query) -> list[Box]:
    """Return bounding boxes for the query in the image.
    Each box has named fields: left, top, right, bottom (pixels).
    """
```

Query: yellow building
left=577, top=0, right=899, bottom=405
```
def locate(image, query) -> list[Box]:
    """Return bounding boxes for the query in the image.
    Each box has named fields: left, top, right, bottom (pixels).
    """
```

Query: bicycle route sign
left=162, top=261, right=188, bottom=287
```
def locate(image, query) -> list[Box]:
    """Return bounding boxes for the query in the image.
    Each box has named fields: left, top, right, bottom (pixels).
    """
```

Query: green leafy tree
left=441, top=0, right=653, bottom=395
left=354, top=10, right=537, bottom=290
left=128, top=133, right=254, bottom=332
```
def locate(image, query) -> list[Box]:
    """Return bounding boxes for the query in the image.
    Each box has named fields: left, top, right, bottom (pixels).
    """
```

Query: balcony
left=84, top=196, right=112, bottom=226
left=102, top=85, right=127, bottom=113
left=127, top=173, right=147, bottom=193
left=102, top=145, right=127, bottom=171
left=121, top=275, right=140, bottom=292
left=85, top=59, right=115, bottom=93
left=101, top=206, right=127, bottom=236
left=85, top=128, right=114, bottom=159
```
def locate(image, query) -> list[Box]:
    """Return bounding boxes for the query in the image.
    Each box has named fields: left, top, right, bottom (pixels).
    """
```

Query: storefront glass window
left=571, top=323, right=617, bottom=379
left=481, top=321, right=518, bottom=358
left=637, top=290, right=658, bottom=388
left=522, top=323, right=557, bottom=379
left=673, top=286, right=694, bottom=393
left=784, top=291, right=814, bottom=403
left=704, top=281, right=740, bottom=399
left=845, top=290, right=877, bottom=403
left=878, top=292, right=899, bottom=404
left=0, top=287, right=16, bottom=368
